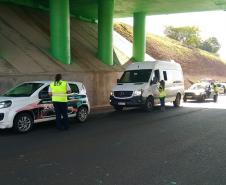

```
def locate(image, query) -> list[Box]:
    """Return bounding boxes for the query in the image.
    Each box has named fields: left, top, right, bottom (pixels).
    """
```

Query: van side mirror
left=151, top=77, right=158, bottom=85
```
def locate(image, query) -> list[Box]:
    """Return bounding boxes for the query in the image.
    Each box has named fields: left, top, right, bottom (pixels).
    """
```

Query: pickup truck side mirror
left=39, top=92, right=50, bottom=99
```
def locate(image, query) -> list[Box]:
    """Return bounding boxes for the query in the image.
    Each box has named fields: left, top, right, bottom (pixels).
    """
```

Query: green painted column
left=133, top=12, right=146, bottom=62
left=98, top=0, right=114, bottom=65
left=50, top=0, right=70, bottom=64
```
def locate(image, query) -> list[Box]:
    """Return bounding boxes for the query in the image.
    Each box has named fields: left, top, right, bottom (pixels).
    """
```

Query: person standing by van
left=159, top=80, right=166, bottom=111
left=48, top=74, right=71, bottom=130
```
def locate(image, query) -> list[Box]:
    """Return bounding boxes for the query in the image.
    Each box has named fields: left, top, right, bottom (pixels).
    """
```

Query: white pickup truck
left=0, top=81, right=90, bottom=133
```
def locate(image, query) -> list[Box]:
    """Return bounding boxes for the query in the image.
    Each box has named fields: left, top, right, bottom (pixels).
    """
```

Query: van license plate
left=186, top=96, right=192, bottom=98
left=118, top=102, right=125, bottom=105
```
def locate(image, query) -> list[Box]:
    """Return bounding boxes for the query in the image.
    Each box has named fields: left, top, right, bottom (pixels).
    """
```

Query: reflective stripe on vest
left=50, top=80, right=67, bottom=102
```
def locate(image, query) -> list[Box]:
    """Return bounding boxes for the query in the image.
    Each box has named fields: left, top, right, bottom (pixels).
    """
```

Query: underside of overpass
left=0, top=0, right=226, bottom=107
left=1, top=0, right=226, bottom=65
left=2, top=0, right=226, bottom=18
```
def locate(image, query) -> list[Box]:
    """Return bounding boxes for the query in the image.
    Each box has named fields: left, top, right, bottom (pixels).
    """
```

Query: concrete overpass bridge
left=0, top=0, right=226, bottom=107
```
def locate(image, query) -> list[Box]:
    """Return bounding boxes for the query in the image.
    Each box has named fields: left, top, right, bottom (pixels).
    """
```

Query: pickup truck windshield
left=119, top=69, right=152, bottom=83
left=3, top=83, right=44, bottom=97
left=189, top=84, right=208, bottom=90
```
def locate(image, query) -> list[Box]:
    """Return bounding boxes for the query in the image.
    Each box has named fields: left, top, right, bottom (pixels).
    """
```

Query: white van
left=110, top=60, right=184, bottom=111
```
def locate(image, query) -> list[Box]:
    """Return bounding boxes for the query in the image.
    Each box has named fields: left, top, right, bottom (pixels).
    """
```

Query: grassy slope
left=114, top=23, right=226, bottom=87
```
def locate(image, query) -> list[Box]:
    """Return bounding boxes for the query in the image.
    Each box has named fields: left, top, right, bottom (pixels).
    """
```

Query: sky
left=115, top=11, right=226, bottom=60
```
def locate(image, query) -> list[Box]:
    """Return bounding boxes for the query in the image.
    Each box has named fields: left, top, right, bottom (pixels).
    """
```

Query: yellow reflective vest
left=213, top=85, right=218, bottom=93
left=159, top=86, right=166, bottom=98
left=50, top=80, right=68, bottom=102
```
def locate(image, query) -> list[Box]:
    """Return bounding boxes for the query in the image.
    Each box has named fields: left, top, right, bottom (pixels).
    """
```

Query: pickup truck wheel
left=144, top=97, right=154, bottom=112
left=173, top=94, right=181, bottom=107
left=76, top=106, right=88, bottom=123
left=113, top=106, right=123, bottom=111
left=199, top=95, right=205, bottom=102
left=213, top=94, right=218, bottom=102
left=13, top=113, right=34, bottom=133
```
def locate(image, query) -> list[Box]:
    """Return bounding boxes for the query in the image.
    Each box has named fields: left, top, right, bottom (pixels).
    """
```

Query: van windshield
left=3, top=83, right=44, bottom=97
left=119, top=69, right=152, bottom=83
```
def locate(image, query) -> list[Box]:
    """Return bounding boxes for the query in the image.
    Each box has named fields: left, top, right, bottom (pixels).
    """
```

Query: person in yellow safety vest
left=211, top=82, right=218, bottom=102
left=48, top=74, right=71, bottom=130
left=159, top=80, right=166, bottom=111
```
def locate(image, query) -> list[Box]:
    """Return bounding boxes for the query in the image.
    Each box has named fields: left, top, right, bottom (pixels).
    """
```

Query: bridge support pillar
left=98, top=0, right=114, bottom=66
left=50, top=0, right=70, bottom=64
left=133, top=12, right=146, bottom=62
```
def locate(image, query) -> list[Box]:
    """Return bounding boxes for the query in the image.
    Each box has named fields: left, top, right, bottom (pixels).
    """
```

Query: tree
left=164, top=26, right=201, bottom=48
left=200, top=37, right=221, bottom=53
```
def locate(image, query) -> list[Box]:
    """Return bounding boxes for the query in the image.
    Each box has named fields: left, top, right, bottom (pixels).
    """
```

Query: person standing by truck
left=211, top=82, right=219, bottom=102
left=48, top=74, right=71, bottom=130
left=159, top=80, right=166, bottom=111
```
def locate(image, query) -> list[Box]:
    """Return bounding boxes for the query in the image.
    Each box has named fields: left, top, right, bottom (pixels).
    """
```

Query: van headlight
left=0, top=100, right=12, bottom=109
left=133, top=90, right=142, bottom=96
left=110, top=91, right=113, bottom=96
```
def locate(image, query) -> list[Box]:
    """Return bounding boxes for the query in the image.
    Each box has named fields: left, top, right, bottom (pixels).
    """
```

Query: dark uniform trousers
left=53, top=102, right=69, bottom=130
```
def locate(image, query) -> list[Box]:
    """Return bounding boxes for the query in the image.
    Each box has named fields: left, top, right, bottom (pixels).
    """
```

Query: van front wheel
left=144, top=97, right=154, bottom=112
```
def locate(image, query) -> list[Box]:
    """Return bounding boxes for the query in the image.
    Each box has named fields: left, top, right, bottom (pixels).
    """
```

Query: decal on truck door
left=17, top=84, right=87, bottom=122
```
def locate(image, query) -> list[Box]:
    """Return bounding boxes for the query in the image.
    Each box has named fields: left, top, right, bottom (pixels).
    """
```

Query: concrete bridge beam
left=50, top=0, right=70, bottom=64
left=133, top=12, right=146, bottom=62
left=98, top=0, right=114, bottom=66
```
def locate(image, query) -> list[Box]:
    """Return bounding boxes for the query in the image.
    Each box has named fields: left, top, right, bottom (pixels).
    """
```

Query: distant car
left=0, top=81, right=90, bottom=133
left=216, top=83, right=226, bottom=94
left=183, top=82, right=216, bottom=102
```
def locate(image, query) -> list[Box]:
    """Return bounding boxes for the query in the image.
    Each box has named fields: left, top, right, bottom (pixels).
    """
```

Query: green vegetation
left=200, top=37, right=221, bottom=53
left=164, top=26, right=201, bottom=48
left=164, top=26, right=221, bottom=54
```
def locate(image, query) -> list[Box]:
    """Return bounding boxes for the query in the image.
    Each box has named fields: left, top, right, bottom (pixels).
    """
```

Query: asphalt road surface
left=1, top=95, right=226, bottom=185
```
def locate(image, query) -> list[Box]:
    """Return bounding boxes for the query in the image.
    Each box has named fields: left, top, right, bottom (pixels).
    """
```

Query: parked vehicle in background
left=183, top=82, right=216, bottom=102
left=0, top=81, right=90, bottom=133
left=216, top=83, right=226, bottom=94
left=110, top=60, right=184, bottom=111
